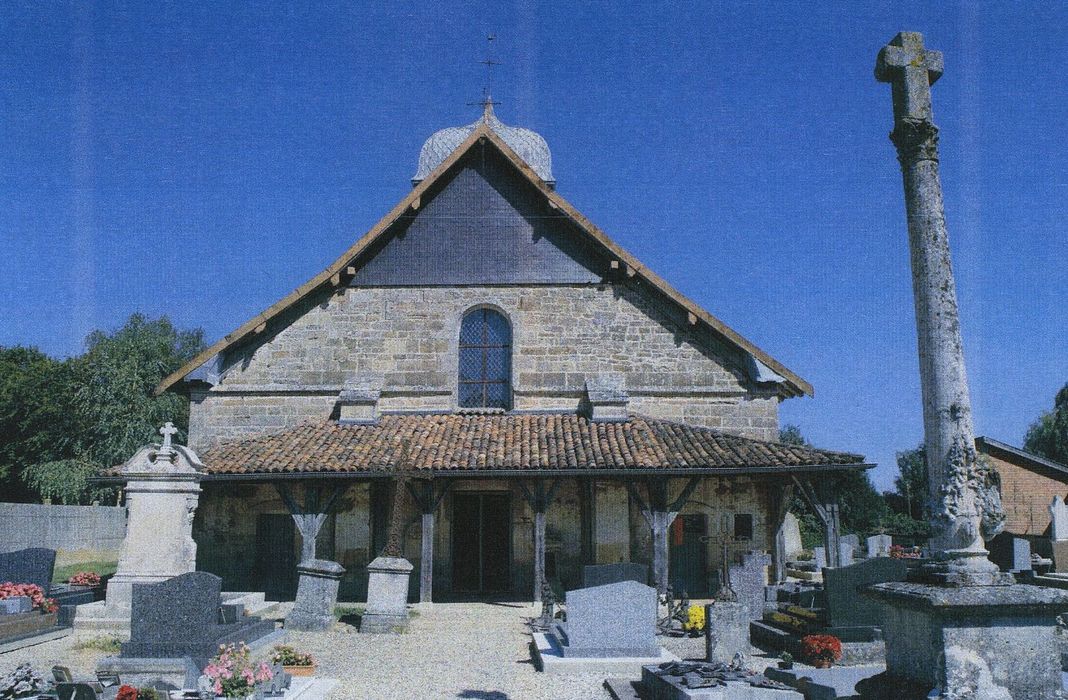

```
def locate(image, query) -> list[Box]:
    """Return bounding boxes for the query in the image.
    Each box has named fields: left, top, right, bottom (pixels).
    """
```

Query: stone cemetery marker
left=824, top=558, right=907, bottom=629
left=841, top=534, right=860, bottom=551
left=813, top=547, right=827, bottom=569
left=726, top=551, right=770, bottom=621
left=867, top=534, right=892, bottom=557
left=704, top=601, right=751, bottom=664
left=838, top=541, right=854, bottom=566
left=286, top=559, right=345, bottom=631
left=0, top=548, right=56, bottom=592
left=987, top=533, right=1032, bottom=574
left=1050, top=495, right=1068, bottom=542
left=555, top=580, right=658, bottom=657
left=581, top=562, right=648, bottom=588
left=781, top=513, right=803, bottom=560
left=0, top=597, right=31, bottom=615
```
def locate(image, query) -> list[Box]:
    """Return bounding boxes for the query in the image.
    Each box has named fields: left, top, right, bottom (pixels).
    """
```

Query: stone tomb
left=119, top=572, right=277, bottom=659
left=0, top=547, right=56, bottom=592
left=867, top=534, right=892, bottom=558
left=724, top=552, right=770, bottom=622
left=987, top=532, right=1032, bottom=574
left=582, top=562, right=648, bottom=588
left=823, top=557, right=908, bottom=633
left=534, top=580, right=675, bottom=674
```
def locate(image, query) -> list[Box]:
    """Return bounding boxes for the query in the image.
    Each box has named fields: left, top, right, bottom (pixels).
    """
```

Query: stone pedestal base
left=360, top=556, right=413, bottom=634
left=862, top=582, right=1068, bottom=699
left=285, top=560, right=345, bottom=632
left=704, top=602, right=751, bottom=664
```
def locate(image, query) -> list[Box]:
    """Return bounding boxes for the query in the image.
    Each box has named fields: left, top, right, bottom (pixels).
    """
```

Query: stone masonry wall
left=193, top=474, right=777, bottom=602
left=189, top=283, right=781, bottom=449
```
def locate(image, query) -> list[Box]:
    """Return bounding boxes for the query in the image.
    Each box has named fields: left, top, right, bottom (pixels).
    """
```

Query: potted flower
left=0, top=582, right=58, bottom=614
left=203, top=642, right=273, bottom=699
left=800, top=634, right=842, bottom=668
left=68, top=571, right=102, bottom=588
left=270, top=644, right=316, bottom=676
left=778, top=651, right=794, bottom=670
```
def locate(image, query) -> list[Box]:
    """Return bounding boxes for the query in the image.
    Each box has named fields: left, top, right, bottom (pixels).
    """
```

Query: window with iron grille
left=458, top=307, right=512, bottom=409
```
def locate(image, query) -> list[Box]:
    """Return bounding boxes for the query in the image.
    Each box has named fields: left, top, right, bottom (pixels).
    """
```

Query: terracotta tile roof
left=195, top=414, right=864, bottom=476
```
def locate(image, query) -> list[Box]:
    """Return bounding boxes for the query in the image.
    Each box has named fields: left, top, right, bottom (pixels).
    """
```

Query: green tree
left=780, top=424, right=889, bottom=542
left=17, top=314, right=205, bottom=504
left=1024, top=383, right=1068, bottom=465
left=892, top=444, right=927, bottom=520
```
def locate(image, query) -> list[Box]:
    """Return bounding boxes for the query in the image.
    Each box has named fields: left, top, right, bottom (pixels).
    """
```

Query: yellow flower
left=683, top=604, right=706, bottom=632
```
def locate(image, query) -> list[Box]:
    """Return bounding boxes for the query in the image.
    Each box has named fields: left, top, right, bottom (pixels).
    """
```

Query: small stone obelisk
left=875, top=32, right=1007, bottom=586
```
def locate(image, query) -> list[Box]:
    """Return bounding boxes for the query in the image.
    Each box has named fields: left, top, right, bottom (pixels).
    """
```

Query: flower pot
left=283, top=663, right=316, bottom=677
left=777, top=661, right=793, bottom=670
left=813, top=659, right=832, bottom=669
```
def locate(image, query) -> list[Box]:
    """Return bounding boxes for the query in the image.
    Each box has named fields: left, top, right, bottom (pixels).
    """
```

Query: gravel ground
left=0, top=603, right=778, bottom=700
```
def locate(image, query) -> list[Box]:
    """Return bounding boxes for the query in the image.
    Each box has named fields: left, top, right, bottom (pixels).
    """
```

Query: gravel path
left=0, top=602, right=778, bottom=700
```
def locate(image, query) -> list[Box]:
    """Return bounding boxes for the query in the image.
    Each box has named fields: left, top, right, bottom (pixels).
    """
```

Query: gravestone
left=725, top=552, right=770, bottom=621
left=119, top=572, right=275, bottom=659
left=781, top=513, right=803, bottom=560
left=550, top=580, right=658, bottom=657
left=286, top=559, right=345, bottom=631
left=0, top=548, right=56, bottom=592
left=582, top=562, right=648, bottom=588
left=867, top=534, right=892, bottom=558
left=704, top=601, right=752, bottom=664
left=841, top=534, right=859, bottom=551
left=812, top=547, right=827, bottom=569
left=360, top=556, right=413, bottom=633
left=838, top=542, right=855, bottom=566
left=987, top=533, right=1032, bottom=574
left=1052, top=540, right=1068, bottom=574
left=1050, top=495, right=1068, bottom=542
left=825, top=558, right=908, bottom=630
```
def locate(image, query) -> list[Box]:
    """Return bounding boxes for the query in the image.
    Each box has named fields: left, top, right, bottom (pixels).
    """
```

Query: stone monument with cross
left=859, top=32, right=1068, bottom=700
left=76, top=422, right=205, bottom=637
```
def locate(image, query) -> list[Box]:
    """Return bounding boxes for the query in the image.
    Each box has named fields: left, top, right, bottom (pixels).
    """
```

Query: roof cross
left=468, top=33, right=501, bottom=118
left=875, top=32, right=944, bottom=122
left=159, top=422, right=178, bottom=450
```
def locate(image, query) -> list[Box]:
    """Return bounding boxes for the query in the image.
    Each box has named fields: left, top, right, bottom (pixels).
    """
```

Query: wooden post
left=627, top=477, right=701, bottom=594
left=406, top=480, right=449, bottom=604
left=275, top=482, right=343, bottom=564
left=579, top=477, right=595, bottom=565
left=518, top=478, right=562, bottom=602
left=790, top=475, right=841, bottom=568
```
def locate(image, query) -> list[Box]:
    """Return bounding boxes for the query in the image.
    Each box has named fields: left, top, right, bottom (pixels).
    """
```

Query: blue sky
left=2, top=2, right=1065, bottom=491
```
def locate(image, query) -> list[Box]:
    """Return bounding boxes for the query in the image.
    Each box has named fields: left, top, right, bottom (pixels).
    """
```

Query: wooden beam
left=254, top=323, right=266, bottom=334
left=626, top=265, right=636, bottom=278
left=610, top=260, right=620, bottom=270
left=346, top=266, right=356, bottom=276
left=687, top=312, right=698, bottom=326
left=411, top=196, right=421, bottom=211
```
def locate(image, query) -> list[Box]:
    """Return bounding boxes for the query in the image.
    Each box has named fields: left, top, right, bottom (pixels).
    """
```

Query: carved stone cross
left=875, top=32, right=943, bottom=122
left=159, top=422, right=178, bottom=450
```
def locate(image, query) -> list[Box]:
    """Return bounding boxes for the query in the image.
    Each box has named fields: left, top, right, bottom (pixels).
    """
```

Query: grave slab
left=867, top=535, right=892, bottom=558
left=641, top=665, right=802, bottom=699
left=286, top=559, right=344, bottom=632
left=360, top=556, right=413, bottom=633
left=531, top=631, right=675, bottom=675
left=765, top=664, right=885, bottom=699
left=583, top=562, right=649, bottom=588
left=823, top=558, right=907, bottom=629
left=704, top=602, right=751, bottom=664
left=551, top=579, right=658, bottom=657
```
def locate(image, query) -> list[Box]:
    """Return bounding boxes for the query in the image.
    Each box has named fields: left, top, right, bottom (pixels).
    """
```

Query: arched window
left=458, top=307, right=512, bottom=409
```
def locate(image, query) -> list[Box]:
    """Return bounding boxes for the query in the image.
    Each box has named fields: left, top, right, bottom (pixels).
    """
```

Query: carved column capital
left=890, top=116, right=940, bottom=165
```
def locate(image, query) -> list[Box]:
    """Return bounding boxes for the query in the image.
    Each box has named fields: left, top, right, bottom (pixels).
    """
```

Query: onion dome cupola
left=412, top=100, right=555, bottom=188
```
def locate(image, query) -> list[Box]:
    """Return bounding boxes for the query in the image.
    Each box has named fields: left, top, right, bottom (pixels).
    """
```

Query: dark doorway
left=255, top=513, right=297, bottom=600
left=669, top=513, right=709, bottom=598
left=451, top=492, right=511, bottom=595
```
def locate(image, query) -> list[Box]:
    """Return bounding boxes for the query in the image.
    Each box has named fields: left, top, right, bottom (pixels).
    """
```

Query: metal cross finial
left=468, top=33, right=501, bottom=117
left=875, top=32, right=944, bottom=122
left=159, top=422, right=178, bottom=450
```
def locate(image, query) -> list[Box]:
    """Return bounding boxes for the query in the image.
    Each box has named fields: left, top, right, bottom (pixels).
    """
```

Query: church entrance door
left=451, top=492, right=511, bottom=595
left=669, top=513, right=709, bottom=598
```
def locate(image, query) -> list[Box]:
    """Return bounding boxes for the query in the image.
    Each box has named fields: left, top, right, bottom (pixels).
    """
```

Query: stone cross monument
left=875, top=32, right=1007, bottom=587
left=860, top=32, right=1068, bottom=700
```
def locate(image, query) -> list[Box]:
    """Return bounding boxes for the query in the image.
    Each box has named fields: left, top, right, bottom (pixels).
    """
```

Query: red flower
left=800, top=634, right=842, bottom=664
left=68, top=571, right=102, bottom=587
left=116, top=685, right=138, bottom=700
left=0, top=582, right=54, bottom=612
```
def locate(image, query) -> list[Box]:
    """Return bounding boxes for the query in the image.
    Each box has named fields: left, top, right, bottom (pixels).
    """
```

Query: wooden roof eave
left=156, top=121, right=813, bottom=398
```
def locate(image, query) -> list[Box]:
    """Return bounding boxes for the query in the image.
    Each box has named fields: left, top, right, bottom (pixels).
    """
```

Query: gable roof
left=155, top=120, right=814, bottom=398
left=173, top=413, right=865, bottom=478
left=977, top=436, right=1068, bottom=481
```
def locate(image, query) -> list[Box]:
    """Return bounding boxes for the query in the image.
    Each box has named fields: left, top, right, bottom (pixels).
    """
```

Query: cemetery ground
left=0, top=599, right=777, bottom=699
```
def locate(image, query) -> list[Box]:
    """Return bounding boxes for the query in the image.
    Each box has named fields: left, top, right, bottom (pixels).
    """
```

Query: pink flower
left=213, top=680, right=222, bottom=695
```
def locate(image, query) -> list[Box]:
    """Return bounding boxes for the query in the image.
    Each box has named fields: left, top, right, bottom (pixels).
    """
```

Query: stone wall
left=985, top=453, right=1068, bottom=537
left=189, top=283, right=781, bottom=449
left=0, top=502, right=127, bottom=567
left=192, top=475, right=778, bottom=602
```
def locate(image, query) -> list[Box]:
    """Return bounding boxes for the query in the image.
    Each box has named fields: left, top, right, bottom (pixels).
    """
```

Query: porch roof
left=187, top=413, right=866, bottom=478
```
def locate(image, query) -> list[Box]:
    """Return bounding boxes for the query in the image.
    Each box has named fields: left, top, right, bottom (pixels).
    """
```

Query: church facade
left=158, top=104, right=867, bottom=602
